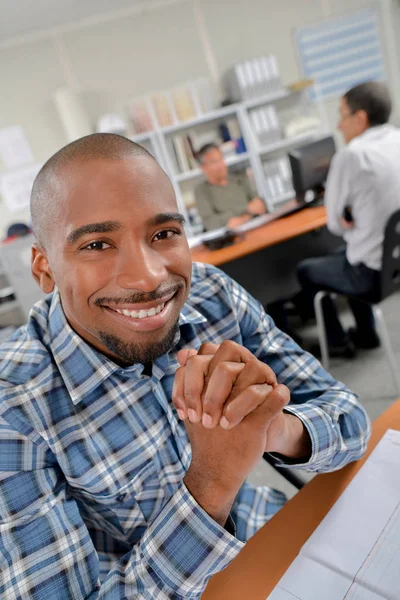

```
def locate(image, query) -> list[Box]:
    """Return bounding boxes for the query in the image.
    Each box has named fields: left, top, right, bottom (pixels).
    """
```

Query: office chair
left=314, top=208, right=400, bottom=395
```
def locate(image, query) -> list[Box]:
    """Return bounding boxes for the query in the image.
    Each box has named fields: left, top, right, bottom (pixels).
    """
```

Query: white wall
left=1, top=0, right=400, bottom=236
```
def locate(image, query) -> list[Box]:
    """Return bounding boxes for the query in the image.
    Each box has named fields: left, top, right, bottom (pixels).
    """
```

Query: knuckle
left=185, top=354, right=198, bottom=366
left=199, top=342, right=218, bottom=354
left=246, top=356, right=261, bottom=372
left=214, top=361, right=238, bottom=378
left=253, top=384, right=268, bottom=401
left=203, top=393, right=221, bottom=408
left=184, top=387, right=193, bottom=399
left=213, top=362, right=228, bottom=376
left=274, top=384, right=290, bottom=405
left=184, top=386, right=200, bottom=402
left=220, top=339, right=238, bottom=352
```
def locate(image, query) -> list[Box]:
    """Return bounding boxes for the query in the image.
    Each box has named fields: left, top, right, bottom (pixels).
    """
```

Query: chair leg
left=373, top=305, right=400, bottom=396
left=263, top=453, right=306, bottom=490
left=314, top=291, right=330, bottom=370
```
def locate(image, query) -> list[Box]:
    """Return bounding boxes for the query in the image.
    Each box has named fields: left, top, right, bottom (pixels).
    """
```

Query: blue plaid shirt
left=0, top=262, right=370, bottom=599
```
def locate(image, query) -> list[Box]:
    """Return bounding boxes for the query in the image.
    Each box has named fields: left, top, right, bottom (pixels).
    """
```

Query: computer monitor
left=288, top=136, right=336, bottom=204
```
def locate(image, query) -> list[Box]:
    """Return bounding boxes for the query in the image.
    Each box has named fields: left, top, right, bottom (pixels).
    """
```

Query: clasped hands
left=172, top=340, right=291, bottom=454
left=173, top=341, right=311, bottom=525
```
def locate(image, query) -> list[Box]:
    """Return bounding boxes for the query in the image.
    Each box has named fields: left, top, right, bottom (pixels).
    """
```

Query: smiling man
left=0, top=134, right=370, bottom=599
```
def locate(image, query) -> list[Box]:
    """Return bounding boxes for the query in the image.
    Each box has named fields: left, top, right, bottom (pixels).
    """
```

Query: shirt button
left=117, top=493, right=126, bottom=503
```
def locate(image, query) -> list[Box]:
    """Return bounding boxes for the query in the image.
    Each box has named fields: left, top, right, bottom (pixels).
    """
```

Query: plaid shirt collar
left=48, top=290, right=207, bottom=405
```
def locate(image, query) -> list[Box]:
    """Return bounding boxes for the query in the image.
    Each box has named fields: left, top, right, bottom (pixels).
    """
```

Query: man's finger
left=180, top=354, right=214, bottom=423
left=172, top=365, right=188, bottom=420
left=200, top=361, right=245, bottom=428
left=229, top=384, right=290, bottom=432
left=197, top=342, right=220, bottom=356
left=207, top=340, right=254, bottom=379
left=177, top=348, right=198, bottom=367
left=218, top=383, right=274, bottom=429
left=231, top=356, right=277, bottom=394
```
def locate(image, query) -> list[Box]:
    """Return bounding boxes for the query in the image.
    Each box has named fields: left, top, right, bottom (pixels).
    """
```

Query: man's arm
left=325, top=148, right=359, bottom=237
left=230, top=276, right=371, bottom=471
left=0, top=413, right=242, bottom=599
left=175, top=266, right=370, bottom=473
left=239, top=173, right=266, bottom=215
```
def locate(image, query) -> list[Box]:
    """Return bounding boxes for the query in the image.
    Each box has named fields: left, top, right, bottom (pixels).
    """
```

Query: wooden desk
left=203, top=399, right=400, bottom=599
left=191, top=206, right=339, bottom=306
left=191, top=206, right=328, bottom=267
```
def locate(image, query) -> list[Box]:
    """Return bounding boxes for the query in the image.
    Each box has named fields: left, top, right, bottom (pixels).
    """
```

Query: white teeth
left=114, top=302, right=166, bottom=319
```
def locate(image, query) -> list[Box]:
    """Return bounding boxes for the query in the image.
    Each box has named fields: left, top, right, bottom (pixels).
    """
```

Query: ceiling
left=0, top=0, right=181, bottom=43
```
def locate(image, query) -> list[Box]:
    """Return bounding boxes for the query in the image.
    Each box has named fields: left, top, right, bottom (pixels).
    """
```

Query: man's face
left=337, top=97, right=368, bottom=143
left=33, top=156, right=192, bottom=365
left=200, top=148, right=228, bottom=183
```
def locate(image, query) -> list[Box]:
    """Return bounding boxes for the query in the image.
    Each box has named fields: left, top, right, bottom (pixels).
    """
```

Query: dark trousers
left=297, top=248, right=381, bottom=346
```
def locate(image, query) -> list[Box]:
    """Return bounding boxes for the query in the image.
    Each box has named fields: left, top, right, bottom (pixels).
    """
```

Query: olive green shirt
left=194, top=172, right=256, bottom=230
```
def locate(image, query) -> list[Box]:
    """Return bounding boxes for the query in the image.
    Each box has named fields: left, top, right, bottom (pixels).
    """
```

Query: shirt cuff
left=140, top=483, right=243, bottom=597
left=270, top=404, right=336, bottom=471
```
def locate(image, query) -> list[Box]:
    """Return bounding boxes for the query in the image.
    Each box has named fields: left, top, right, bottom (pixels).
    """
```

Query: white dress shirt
left=325, top=124, right=400, bottom=270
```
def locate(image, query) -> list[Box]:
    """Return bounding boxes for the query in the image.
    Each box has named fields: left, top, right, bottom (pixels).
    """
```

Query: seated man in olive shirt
left=194, top=143, right=266, bottom=230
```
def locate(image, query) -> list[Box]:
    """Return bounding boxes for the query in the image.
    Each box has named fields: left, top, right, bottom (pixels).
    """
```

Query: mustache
left=94, top=283, right=183, bottom=306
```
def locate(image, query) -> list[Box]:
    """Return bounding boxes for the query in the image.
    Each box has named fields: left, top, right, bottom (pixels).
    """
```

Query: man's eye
left=82, top=241, right=112, bottom=251
left=153, top=230, right=179, bottom=241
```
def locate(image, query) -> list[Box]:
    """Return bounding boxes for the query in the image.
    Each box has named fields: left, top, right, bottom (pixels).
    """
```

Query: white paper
left=0, top=126, right=34, bottom=170
left=267, top=429, right=400, bottom=600
left=0, top=164, right=42, bottom=213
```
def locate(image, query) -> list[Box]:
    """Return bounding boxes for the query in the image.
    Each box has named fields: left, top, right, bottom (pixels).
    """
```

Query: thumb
left=177, top=348, right=198, bottom=367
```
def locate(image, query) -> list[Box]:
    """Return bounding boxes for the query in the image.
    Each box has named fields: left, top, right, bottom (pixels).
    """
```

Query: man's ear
left=31, top=244, right=55, bottom=294
left=358, top=109, right=369, bottom=131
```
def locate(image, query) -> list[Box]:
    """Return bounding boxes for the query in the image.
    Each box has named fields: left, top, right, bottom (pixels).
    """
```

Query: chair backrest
left=381, top=208, right=400, bottom=301
left=0, top=234, right=45, bottom=321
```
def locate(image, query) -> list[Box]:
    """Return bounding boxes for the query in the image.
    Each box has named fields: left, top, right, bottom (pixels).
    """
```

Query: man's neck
left=142, top=363, right=152, bottom=376
left=208, top=176, right=228, bottom=187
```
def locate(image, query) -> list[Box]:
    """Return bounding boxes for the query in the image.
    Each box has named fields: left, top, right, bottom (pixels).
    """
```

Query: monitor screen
left=289, top=136, right=336, bottom=202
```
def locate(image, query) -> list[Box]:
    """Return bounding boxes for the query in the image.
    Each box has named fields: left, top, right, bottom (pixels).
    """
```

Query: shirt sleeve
left=238, top=172, right=257, bottom=202
left=194, top=184, right=229, bottom=231
left=325, top=148, right=360, bottom=236
left=226, top=274, right=371, bottom=472
left=0, top=414, right=243, bottom=599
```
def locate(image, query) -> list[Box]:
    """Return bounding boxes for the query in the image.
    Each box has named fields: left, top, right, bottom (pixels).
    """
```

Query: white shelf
left=0, top=300, right=19, bottom=316
left=257, top=130, right=324, bottom=157
left=162, top=104, right=239, bottom=135
left=174, top=152, right=250, bottom=184
left=244, top=88, right=293, bottom=110
left=132, top=88, right=301, bottom=138
left=130, top=132, right=154, bottom=144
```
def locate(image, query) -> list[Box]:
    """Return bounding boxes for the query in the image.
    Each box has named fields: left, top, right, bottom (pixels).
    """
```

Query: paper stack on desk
left=267, top=429, right=400, bottom=600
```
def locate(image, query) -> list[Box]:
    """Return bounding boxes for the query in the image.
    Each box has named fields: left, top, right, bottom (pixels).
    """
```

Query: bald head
left=30, top=133, right=154, bottom=247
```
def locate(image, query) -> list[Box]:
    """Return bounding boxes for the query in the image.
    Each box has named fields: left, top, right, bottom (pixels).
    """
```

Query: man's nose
left=115, top=244, right=168, bottom=292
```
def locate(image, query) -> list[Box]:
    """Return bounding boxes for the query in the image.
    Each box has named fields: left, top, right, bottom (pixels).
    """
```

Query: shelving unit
left=257, top=130, right=324, bottom=157
left=131, top=81, right=330, bottom=238
left=161, top=104, right=238, bottom=135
